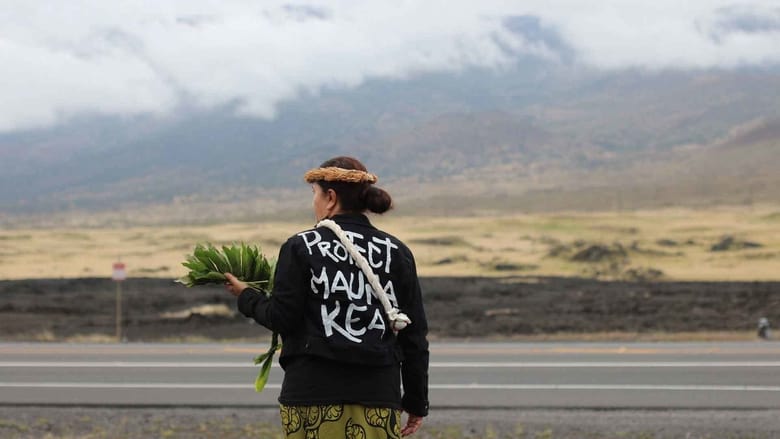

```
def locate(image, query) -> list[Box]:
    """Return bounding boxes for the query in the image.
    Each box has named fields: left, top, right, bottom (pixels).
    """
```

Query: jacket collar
left=327, top=212, right=375, bottom=229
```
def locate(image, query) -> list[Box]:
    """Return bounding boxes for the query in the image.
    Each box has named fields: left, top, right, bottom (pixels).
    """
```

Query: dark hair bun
left=363, top=186, right=393, bottom=214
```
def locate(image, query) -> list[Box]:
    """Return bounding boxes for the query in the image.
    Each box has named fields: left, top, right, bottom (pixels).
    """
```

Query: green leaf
left=208, top=244, right=231, bottom=273
left=247, top=246, right=260, bottom=281
left=193, top=246, right=220, bottom=272
left=268, top=258, right=276, bottom=288
left=195, top=271, right=227, bottom=282
left=174, top=275, right=194, bottom=287
left=253, top=351, right=272, bottom=365
left=182, top=259, right=208, bottom=272
left=252, top=255, right=271, bottom=283
left=240, top=243, right=252, bottom=280
left=254, top=353, right=273, bottom=392
left=253, top=333, right=281, bottom=392
left=222, top=244, right=241, bottom=275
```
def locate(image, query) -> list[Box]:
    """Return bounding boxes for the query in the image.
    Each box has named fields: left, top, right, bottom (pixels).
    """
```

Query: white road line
left=432, top=384, right=780, bottom=391
left=0, top=382, right=272, bottom=389
left=1, top=383, right=780, bottom=392
left=2, top=361, right=780, bottom=368
left=0, top=362, right=259, bottom=368
left=434, top=362, right=780, bottom=368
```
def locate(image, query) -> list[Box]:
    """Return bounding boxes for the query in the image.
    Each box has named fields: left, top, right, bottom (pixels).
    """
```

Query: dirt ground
left=1, top=276, right=778, bottom=341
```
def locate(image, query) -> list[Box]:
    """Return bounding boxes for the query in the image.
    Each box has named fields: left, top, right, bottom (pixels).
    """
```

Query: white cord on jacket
left=317, top=219, right=412, bottom=332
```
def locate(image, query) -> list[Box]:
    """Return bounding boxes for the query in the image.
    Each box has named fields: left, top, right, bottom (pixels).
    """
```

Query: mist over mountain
left=1, top=62, right=779, bottom=221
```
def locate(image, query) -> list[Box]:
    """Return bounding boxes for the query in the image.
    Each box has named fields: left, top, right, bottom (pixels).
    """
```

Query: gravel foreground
left=0, top=407, right=778, bottom=439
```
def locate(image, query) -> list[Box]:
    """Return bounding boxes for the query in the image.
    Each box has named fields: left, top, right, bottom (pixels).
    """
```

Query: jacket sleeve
left=397, top=248, right=430, bottom=417
left=237, top=238, right=308, bottom=334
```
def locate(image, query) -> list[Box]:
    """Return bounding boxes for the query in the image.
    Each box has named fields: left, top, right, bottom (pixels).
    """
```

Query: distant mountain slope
left=432, top=117, right=780, bottom=213
left=662, top=118, right=780, bottom=204
left=1, top=65, right=779, bottom=218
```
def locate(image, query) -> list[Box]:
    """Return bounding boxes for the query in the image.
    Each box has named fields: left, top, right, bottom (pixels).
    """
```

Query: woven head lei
left=304, top=167, right=378, bottom=184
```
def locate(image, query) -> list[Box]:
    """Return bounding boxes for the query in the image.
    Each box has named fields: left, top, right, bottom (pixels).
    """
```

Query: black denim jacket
left=237, top=213, right=430, bottom=416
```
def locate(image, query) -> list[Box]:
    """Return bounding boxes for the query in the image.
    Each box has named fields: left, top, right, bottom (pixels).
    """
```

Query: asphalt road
left=1, top=341, right=779, bottom=409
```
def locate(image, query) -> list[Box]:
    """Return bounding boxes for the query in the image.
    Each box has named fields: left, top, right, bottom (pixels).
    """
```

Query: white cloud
left=538, top=1, right=780, bottom=70
left=1, top=0, right=778, bottom=132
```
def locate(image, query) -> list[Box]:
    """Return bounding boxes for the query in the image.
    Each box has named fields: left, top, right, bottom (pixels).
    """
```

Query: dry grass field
left=1, top=204, right=778, bottom=281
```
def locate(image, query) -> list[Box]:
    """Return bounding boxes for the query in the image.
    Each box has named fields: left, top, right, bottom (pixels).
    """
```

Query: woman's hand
left=401, top=412, right=423, bottom=436
left=224, top=273, right=248, bottom=297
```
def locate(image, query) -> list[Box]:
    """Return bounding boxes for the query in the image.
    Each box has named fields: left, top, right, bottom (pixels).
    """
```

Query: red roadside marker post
left=112, top=261, right=127, bottom=342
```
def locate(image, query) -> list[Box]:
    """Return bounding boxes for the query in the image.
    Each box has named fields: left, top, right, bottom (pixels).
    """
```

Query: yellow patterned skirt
left=280, top=404, right=401, bottom=439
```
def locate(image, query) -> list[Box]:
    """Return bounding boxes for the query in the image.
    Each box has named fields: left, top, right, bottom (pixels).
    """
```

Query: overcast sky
left=1, top=1, right=779, bottom=132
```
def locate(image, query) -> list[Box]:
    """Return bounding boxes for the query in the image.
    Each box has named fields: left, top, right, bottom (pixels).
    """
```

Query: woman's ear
left=326, top=188, right=339, bottom=212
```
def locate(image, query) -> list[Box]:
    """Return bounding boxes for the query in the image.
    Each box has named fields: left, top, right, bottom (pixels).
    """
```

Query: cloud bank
left=1, top=0, right=778, bottom=132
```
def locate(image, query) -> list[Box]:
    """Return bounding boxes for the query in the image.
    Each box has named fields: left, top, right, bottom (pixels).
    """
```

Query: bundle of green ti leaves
left=176, top=243, right=280, bottom=392
left=176, top=243, right=273, bottom=292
